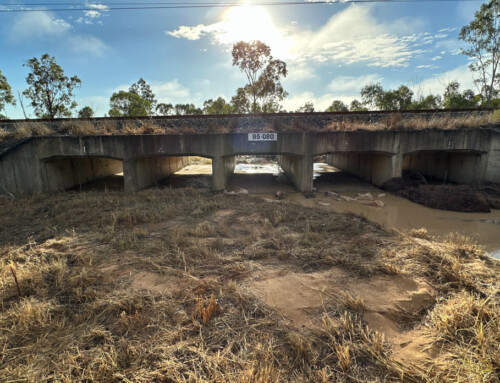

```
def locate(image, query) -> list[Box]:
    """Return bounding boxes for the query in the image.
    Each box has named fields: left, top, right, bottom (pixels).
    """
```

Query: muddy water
left=175, top=162, right=500, bottom=257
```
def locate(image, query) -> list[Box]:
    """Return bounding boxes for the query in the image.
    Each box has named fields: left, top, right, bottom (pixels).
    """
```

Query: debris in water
left=357, top=193, right=374, bottom=201
left=340, top=195, right=356, bottom=201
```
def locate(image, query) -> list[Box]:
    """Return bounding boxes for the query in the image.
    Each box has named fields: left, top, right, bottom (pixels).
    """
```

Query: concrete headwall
left=0, top=128, right=497, bottom=195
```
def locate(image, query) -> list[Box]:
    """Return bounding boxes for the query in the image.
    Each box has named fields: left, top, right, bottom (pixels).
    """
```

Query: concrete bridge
left=1, top=127, right=499, bottom=195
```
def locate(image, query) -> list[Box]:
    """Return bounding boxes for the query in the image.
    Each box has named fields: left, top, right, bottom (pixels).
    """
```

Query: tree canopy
left=442, top=81, right=479, bottom=109
left=78, top=106, right=94, bottom=119
left=325, top=100, right=348, bottom=112
left=232, top=41, right=288, bottom=113
left=23, top=54, right=81, bottom=118
left=203, top=97, right=234, bottom=115
left=0, top=69, right=15, bottom=119
left=109, top=91, right=151, bottom=117
left=361, top=83, right=414, bottom=111
left=459, top=0, right=500, bottom=106
left=296, top=102, right=315, bottom=113
left=129, top=78, right=157, bottom=115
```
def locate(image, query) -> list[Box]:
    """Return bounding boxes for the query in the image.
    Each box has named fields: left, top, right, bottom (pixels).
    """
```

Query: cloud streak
left=166, top=5, right=449, bottom=68
left=6, top=11, right=107, bottom=56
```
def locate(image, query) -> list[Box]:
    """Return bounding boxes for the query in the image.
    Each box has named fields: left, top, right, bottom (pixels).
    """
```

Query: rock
left=356, top=192, right=374, bottom=201
left=340, top=195, right=356, bottom=201
left=303, top=192, right=316, bottom=199
left=328, top=191, right=340, bottom=198
left=275, top=190, right=286, bottom=200
left=317, top=202, right=331, bottom=206
left=377, top=193, right=386, bottom=198
left=239, top=188, right=249, bottom=195
left=225, top=191, right=238, bottom=196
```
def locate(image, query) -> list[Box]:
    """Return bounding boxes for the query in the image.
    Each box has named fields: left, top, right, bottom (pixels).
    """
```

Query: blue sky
left=0, top=0, right=481, bottom=118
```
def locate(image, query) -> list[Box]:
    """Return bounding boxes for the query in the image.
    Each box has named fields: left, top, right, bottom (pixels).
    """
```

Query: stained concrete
left=0, top=129, right=498, bottom=195
left=124, top=156, right=189, bottom=192
left=42, top=157, right=122, bottom=192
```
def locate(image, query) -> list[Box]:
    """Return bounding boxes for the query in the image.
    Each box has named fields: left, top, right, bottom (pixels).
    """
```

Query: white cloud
left=84, top=10, right=101, bottom=19
left=77, top=95, right=108, bottom=117
left=167, top=24, right=208, bottom=40
left=166, top=5, right=432, bottom=68
left=328, top=74, right=383, bottom=94
left=413, top=65, right=475, bottom=96
left=7, top=11, right=107, bottom=56
left=69, top=35, right=107, bottom=56
left=286, top=61, right=318, bottom=81
left=151, top=80, right=192, bottom=103
left=87, top=3, right=109, bottom=11
left=9, top=11, right=70, bottom=41
left=431, top=55, right=442, bottom=61
left=78, top=3, right=109, bottom=24
left=416, top=64, right=439, bottom=69
left=438, top=27, right=457, bottom=33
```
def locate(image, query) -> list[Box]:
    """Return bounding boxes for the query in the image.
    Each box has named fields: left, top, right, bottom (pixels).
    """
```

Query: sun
left=219, top=5, right=291, bottom=58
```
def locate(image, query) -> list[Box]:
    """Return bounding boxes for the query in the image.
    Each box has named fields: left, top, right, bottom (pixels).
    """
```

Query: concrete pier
left=1, top=128, right=499, bottom=195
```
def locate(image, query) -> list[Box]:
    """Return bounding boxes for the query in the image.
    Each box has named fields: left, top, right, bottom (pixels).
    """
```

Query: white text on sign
left=248, top=133, right=278, bottom=141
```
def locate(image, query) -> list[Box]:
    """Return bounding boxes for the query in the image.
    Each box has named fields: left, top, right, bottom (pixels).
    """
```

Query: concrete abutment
left=278, top=154, right=314, bottom=192
left=212, top=156, right=236, bottom=191
left=123, top=156, right=189, bottom=192
left=325, top=152, right=402, bottom=187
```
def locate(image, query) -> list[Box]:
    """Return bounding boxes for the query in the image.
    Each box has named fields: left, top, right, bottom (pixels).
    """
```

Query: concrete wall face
left=326, top=152, right=402, bottom=186
left=212, top=156, right=235, bottom=191
left=485, top=131, right=500, bottom=182
left=41, top=157, right=123, bottom=192
left=403, top=151, right=486, bottom=183
left=278, top=154, right=313, bottom=192
left=0, top=129, right=497, bottom=195
left=124, top=156, right=189, bottom=192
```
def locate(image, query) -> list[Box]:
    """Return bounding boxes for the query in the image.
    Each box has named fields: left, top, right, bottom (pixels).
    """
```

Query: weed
left=193, top=294, right=219, bottom=325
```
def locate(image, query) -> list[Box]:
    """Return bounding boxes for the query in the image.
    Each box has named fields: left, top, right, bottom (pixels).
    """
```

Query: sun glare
left=220, top=5, right=290, bottom=58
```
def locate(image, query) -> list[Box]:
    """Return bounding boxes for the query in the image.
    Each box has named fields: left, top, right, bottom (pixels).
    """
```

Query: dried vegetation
left=0, top=112, right=498, bottom=144
left=0, top=189, right=499, bottom=382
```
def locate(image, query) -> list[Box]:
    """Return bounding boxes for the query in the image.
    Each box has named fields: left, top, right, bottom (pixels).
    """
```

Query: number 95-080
left=248, top=133, right=278, bottom=141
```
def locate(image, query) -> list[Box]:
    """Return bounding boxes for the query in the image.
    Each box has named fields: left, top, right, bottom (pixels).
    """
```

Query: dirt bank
left=1, top=190, right=499, bottom=382
left=383, top=175, right=500, bottom=212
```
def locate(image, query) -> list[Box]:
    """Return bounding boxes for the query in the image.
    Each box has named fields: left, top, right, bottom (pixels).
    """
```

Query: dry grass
left=0, top=189, right=499, bottom=382
left=0, top=112, right=498, bottom=143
